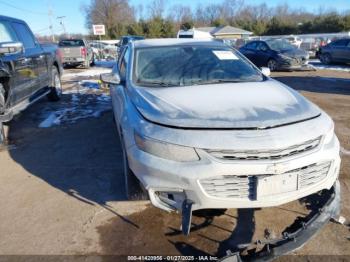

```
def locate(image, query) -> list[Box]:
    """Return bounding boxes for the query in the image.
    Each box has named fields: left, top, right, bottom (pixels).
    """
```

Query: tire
left=0, top=122, right=4, bottom=144
left=320, top=53, right=332, bottom=65
left=121, top=133, right=149, bottom=200
left=90, top=54, right=95, bottom=66
left=84, top=59, right=90, bottom=69
left=47, top=67, right=62, bottom=102
left=0, top=83, right=5, bottom=113
left=267, top=59, right=278, bottom=71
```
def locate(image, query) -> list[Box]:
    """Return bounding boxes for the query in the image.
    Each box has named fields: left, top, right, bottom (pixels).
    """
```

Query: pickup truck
left=58, top=39, right=94, bottom=68
left=0, top=15, right=63, bottom=143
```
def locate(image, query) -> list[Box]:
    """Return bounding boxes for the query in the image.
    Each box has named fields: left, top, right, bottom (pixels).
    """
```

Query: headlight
left=134, top=132, right=200, bottom=162
left=324, top=124, right=335, bottom=144
left=278, top=54, right=293, bottom=60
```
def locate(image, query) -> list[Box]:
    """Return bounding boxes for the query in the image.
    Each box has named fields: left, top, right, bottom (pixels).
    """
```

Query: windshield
left=265, top=39, right=295, bottom=51
left=133, top=46, right=264, bottom=87
left=59, top=40, right=84, bottom=47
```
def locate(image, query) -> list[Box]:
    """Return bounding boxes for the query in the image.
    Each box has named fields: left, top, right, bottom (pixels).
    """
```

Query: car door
left=11, top=21, right=47, bottom=95
left=240, top=41, right=258, bottom=65
left=255, top=42, right=271, bottom=67
left=346, top=41, right=350, bottom=63
left=329, top=39, right=349, bottom=62
left=0, top=19, right=34, bottom=106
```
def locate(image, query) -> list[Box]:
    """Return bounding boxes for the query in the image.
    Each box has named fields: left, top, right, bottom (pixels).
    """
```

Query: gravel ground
left=0, top=66, right=349, bottom=260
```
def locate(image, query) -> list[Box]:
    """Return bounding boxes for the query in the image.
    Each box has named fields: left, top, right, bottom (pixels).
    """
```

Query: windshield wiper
left=190, top=79, right=242, bottom=85
left=136, top=80, right=178, bottom=87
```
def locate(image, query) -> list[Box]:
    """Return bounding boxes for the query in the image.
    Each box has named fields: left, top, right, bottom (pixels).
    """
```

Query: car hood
left=279, top=48, right=307, bottom=58
left=129, top=79, right=321, bottom=129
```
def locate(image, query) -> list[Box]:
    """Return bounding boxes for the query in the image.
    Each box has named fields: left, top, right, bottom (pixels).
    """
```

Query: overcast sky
left=0, top=0, right=348, bottom=35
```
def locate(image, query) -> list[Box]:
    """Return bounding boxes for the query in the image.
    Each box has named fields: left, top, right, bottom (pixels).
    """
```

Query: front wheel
left=47, top=67, right=62, bottom=101
left=267, top=59, right=278, bottom=71
left=320, top=53, right=332, bottom=65
left=121, top=139, right=149, bottom=200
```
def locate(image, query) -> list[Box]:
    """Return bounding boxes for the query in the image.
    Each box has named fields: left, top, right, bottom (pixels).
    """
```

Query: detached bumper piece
left=220, top=181, right=341, bottom=262
left=182, top=199, right=194, bottom=236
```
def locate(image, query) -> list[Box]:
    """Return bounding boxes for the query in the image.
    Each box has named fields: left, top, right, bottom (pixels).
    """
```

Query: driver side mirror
left=100, top=72, right=121, bottom=85
left=0, top=42, right=23, bottom=55
left=261, top=67, right=271, bottom=76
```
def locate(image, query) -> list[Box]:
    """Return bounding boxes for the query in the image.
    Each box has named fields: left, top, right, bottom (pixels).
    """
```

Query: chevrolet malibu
left=101, top=39, right=340, bottom=237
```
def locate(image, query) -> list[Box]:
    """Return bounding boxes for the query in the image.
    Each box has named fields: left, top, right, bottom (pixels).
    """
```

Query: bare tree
left=82, top=0, right=135, bottom=38
left=148, top=0, right=166, bottom=19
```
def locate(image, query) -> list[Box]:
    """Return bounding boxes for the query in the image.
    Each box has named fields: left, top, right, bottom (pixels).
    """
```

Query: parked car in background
left=286, top=36, right=302, bottom=48
left=59, top=39, right=94, bottom=68
left=239, top=39, right=309, bottom=71
left=89, top=41, right=118, bottom=60
left=318, top=38, right=350, bottom=64
left=0, top=15, right=63, bottom=142
left=300, top=38, right=320, bottom=58
left=117, top=35, right=144, bottom=58
left=101, top=39, right=340, bottom=245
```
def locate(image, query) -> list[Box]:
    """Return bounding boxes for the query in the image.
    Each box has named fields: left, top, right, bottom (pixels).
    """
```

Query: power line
left=0, top=0, right=47, bottom=15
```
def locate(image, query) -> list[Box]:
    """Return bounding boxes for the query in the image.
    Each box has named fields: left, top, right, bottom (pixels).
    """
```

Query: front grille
left=199, top=161, right=331, bottom=199
left=200, top=175, right=257, bottom=199
left=294, top=162, right=331, bottom=189
left=205, top=137, right=321, bottom=161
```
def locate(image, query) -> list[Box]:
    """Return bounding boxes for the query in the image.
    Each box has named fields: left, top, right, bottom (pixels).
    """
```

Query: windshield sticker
left=213, top=51, right=239, bottom=60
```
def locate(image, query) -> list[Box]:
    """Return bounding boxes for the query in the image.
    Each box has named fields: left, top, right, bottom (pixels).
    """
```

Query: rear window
left=59, top=40, right=84, bottom=47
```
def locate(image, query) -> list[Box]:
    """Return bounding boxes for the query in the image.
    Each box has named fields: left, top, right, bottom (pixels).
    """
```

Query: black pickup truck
left=0, top=15, right=63, bottom=142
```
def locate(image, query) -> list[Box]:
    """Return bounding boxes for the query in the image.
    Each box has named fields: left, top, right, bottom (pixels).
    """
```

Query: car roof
left=132, top=38, right=226, bottom=48
left=0, top=15, right=25, bottom=23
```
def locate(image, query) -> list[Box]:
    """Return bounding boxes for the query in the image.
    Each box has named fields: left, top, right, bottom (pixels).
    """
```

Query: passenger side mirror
left=0, top=42, right=23, bottom=55
left=261, top=67, right=271, bottom=76
left=100, top=72, right=121, bottom=85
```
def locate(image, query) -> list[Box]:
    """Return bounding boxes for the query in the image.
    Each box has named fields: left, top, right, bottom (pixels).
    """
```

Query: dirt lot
left=0, top=66, right=349, bottom=260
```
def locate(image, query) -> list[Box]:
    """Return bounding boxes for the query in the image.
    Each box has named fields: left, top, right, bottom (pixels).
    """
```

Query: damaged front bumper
left=220, top=180, right=341, bottom=261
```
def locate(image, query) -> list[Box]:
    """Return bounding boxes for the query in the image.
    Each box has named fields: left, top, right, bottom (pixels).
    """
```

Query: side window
left=11, top=22, right=36, bottom=49
left=257, top=42, right=268, bottom=51
left=119, top=47, right=130, bottom=81
left=0, top=21, right=18, bottom=43
left=331, top=39, right=348, bottom=47
left=246, top=42, right=257, bottom=50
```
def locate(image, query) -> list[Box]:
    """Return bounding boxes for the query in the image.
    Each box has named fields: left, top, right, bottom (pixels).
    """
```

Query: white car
left=286, top=36, right=303, bottom=48
left=101, top=39, right=340, bottom=239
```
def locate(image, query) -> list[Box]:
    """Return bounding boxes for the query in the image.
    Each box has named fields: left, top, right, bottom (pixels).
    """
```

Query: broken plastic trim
left=219, top=181, right=341, bottom=262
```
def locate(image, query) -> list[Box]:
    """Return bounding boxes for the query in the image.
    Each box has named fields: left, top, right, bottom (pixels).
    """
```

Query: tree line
left=82, top=0, right=350, bottom=39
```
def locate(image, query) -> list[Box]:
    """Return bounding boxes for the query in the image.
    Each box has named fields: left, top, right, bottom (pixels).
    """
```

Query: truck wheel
left=90, top=54, right=95, bottom=66
left=121, top=138, right=149, bottom=201
left=84, top=60, right=90, bottom=69
left=47, top=67, right=62, bottom=102
left=0, top=83, right=5, bottom=114
left=0, top=122, right=4, bottom=144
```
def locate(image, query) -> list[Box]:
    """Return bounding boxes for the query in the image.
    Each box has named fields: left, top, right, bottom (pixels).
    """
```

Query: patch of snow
left=62, top=68, right=112, bottom=79
left=309, top=59, right=350, bottom=72
left=39, top=80, right=111, bottom=128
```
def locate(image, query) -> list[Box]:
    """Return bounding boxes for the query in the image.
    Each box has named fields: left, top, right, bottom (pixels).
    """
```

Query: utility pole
left=48, top=7, right=55, bottom=42
left=57, top=16, right=67, bottom=38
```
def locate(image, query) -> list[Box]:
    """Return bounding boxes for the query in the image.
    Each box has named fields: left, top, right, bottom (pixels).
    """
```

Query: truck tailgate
left=60, top=47, right=83, bottom=58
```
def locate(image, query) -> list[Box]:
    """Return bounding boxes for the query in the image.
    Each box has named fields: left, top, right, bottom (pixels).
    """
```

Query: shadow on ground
left=6, top=93, right=125, bottom=206
left=273, top=75, right=350, bottom=95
